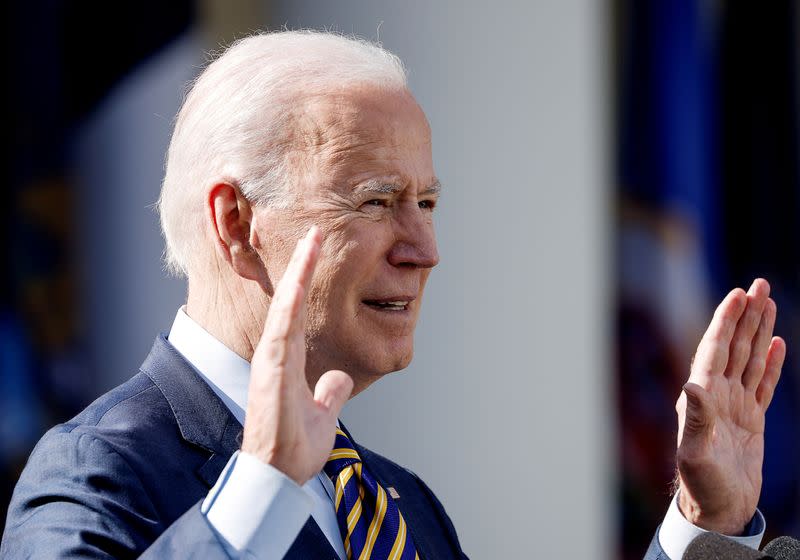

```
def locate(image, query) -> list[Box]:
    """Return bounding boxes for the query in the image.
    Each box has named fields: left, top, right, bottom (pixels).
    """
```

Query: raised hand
left=241, top=227, right=354, bottom=485
left=675, top=279, right=786, bottom=534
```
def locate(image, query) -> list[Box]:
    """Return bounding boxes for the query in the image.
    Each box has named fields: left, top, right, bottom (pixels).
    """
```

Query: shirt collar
left=167, top=307, right=250, bottom=425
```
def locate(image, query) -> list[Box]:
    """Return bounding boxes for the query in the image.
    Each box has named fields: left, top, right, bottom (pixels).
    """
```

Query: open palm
left=676, top=279, right=786, bottom=534
left=242, top=227, right=353, bottom=485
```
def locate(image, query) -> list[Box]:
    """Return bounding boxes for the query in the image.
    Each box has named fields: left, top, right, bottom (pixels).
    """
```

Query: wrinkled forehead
left=288, top=85, right=434, bottom=185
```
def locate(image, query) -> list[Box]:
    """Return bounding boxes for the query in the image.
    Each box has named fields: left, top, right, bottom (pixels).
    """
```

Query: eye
left=419, top=199, right=436, bottom=211
left=361, top=198, right=389, bottom=208
left=361, top=199, right=390, bottom=211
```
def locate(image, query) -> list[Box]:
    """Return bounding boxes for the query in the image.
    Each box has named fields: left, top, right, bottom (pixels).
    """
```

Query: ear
left=207, top=182, right=270, bottom=289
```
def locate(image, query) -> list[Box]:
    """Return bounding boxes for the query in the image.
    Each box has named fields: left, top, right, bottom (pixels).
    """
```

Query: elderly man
left=1, top=31, right=786, bottom=559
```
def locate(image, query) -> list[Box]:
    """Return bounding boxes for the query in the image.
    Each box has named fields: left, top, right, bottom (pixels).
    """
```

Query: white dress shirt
left=167, top=307, right=765, bottom=559
left=659, top=492, right=764, bottom=560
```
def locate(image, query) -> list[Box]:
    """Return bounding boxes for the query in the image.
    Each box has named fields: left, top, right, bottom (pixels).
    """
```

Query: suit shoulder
left=49, top=372, right=178, bottom=447
left=35, top=371, right=189, bottom=481
left=12, top=370, right=211, bottom=535
left=357, top=445, right=417, bottom=477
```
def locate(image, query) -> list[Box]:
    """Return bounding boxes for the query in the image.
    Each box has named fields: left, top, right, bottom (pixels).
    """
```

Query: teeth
left=367, top=300, right=409, bottom=309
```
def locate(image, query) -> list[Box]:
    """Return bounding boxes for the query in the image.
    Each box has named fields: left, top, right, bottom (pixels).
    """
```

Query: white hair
left=157, top=30, right=408, bottom=277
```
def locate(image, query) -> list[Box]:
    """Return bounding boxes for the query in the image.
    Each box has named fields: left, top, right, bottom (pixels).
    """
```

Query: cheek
left=322, top=219, right=390, bottom=273
left=305, top=238, right=362, bottom=320
left=304, top=212, right=397, bottom=313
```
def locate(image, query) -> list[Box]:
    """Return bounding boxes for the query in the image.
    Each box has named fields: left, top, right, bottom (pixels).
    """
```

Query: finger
left=756, top=337, right=786, bottom=409
left=677, top=382, right=716, bottom=450
left=263, top=226, right=322, bottom=338
left=256, top=227, right=321, bottom=373
left=724, top=278, right=770, bottom=380
left=314, top=370, right=354, bottom=418
left=742, top=298, right=777, bottom=391
left=274, top=226, right=322, bottom=309
left=690, top=288, right=747, bottom=384
left=275, top=226, right=322, bottom=329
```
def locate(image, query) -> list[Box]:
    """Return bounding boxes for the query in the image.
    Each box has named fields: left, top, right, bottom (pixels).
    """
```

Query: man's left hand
left=675, top=278, right=786, bottom=535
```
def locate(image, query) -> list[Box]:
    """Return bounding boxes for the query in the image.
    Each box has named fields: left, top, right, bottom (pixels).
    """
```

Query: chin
left=383, top=356, right=412, bottom=375
left=382, top=346, right=414, bottom=374
left=357, top=343, right=414, bottom=377
left=347, top=348, right=414, bottom=397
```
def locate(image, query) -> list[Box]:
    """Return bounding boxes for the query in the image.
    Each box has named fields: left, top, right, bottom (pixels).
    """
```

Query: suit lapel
left=140, top=334, right=242, bottom=486
left=285, top=517, right=341, bottom=559
left=195, top=419, right=243, bottom=487
left=140, top=334, right=340, bottom=558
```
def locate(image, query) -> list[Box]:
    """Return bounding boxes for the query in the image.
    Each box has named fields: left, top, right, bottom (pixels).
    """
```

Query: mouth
left=362, top=296, right=415, bottom=312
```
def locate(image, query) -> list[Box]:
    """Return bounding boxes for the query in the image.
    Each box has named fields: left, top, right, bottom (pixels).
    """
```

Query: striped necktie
left=324, top=427, right=419, bottom=560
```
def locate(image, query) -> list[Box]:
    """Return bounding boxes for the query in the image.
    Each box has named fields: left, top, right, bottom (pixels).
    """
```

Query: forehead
left=290, top=85, right=435, bottom=188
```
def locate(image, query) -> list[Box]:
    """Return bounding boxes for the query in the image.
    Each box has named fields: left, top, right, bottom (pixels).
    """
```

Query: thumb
left=681, top=382, right=715, bottom=438
left=314, top=370, right=353, bottom=419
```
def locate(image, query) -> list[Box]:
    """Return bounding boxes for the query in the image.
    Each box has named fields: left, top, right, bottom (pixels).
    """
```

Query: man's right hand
left=241, top=226, right=354, bottom=485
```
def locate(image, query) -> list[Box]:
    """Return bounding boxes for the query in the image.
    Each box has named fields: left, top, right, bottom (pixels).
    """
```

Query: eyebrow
left=353, top=178, right=442, bottom=196
left=354, top=180, right=402, bottom=195
left=421, top=180, right=442, bottom=196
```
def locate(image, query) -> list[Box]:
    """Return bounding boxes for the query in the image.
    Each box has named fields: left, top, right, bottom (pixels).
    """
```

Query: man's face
left=255, top=86, right=440, bottom=383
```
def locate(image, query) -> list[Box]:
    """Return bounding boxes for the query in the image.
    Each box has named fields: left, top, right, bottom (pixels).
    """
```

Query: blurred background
left=2, top=0, right=798, bottom=558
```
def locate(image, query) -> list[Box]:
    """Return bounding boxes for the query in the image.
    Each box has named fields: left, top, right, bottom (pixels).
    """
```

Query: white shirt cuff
left=202, top=450, right=313, bottom=557
left=658, top=492, right=765, bottom=560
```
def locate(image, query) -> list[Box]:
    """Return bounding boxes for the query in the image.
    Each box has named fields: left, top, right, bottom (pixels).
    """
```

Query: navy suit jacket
left=2, top=334, right=671, bottom=559
left=1, top=335, right=467, bottom=559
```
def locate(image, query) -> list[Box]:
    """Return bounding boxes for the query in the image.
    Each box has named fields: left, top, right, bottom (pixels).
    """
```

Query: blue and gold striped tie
left=324, top=428, right=419, bottom=560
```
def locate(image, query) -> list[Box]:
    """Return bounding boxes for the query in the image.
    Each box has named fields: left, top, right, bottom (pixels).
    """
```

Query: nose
left=387, top=202, right=440, bottom=269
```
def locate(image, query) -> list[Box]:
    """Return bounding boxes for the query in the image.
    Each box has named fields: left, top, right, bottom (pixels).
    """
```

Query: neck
left=185, top=268, right=267, bottom=363
left=185, top=268, right=343, bottom=393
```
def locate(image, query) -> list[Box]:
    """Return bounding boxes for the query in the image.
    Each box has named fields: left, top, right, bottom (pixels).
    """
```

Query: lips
left=362, top=296, right=416, bottom=311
